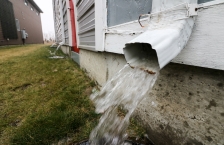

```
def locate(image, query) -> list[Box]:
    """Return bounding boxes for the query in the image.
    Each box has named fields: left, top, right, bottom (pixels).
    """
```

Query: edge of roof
left=28, top=0, right=43, bottom=13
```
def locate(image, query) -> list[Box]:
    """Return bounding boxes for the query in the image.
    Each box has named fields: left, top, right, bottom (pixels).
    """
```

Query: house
left=52, top=0, right=78, bottom=61
left=52, top=0, right=224, bottom=144
left=0, top=0, right=43, bottom=46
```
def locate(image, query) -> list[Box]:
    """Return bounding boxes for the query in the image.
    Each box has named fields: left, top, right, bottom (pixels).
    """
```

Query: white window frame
left=95, top=0, right=107, bottom=51
left=24, top=0, right=28, bottom=6
left=15, top=19, right=20, bottom=31
left=198, top=0, right=224, bottom=7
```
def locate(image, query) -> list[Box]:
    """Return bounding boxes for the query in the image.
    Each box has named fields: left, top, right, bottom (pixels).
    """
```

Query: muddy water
left=89, top=58, right=159, bottom=145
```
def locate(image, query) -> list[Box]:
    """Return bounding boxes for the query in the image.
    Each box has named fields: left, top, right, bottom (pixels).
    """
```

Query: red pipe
left=69, top=0, right=79, bottom=53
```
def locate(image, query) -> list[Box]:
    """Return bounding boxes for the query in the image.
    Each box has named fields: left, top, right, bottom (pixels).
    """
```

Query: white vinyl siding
left=76, top=0, right=95, bottom=51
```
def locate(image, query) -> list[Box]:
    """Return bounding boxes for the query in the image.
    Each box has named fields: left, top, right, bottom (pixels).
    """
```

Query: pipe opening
left=124, top=43, right=160, bottom=73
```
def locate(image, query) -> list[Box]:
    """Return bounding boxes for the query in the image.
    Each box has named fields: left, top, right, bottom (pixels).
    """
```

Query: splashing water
left=89, top=57, right=159, bottom=145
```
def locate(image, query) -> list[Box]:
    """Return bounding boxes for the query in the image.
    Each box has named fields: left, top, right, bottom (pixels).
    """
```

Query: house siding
left=76, top=0, right=95, bottom=51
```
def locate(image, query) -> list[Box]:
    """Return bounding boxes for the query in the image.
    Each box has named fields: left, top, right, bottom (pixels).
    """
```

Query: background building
left=0, top=0, right=43, bottom=46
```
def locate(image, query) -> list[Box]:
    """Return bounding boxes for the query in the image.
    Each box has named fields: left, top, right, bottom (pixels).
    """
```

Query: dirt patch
left=12, top=83, right=32, bottom=91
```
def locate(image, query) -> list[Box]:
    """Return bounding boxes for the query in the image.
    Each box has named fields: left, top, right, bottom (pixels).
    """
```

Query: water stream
left=89, top=57, right=159, bottom=145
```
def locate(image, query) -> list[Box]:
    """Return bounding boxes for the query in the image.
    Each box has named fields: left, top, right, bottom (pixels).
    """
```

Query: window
left=31, top=7, right=34, bottom=11
left=198, top=0, right=214, bottom=4
left=15, top=19, right=20, bottom=31
left=24, top=0, right=28, bottom=6
left=0, top=0, right=18, bottom=39
left=107, top=0, right=153, bottom=27
left=36, top=12, right=39, bottom=16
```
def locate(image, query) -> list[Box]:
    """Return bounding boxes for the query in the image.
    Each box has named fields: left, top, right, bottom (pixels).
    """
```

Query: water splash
left=90, top=58, right=159, bottom=145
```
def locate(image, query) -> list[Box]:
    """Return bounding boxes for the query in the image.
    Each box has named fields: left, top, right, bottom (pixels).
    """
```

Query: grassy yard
left=0, top=44, right=98, bottom=145
left=0, top=44, right=147, bottom=145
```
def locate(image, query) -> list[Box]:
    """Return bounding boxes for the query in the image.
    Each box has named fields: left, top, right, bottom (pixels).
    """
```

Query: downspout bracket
left=187, top=4, right=198, bottom=17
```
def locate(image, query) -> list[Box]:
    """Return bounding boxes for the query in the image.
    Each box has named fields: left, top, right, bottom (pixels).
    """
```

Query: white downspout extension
left=123, top=0, right=198, bottom=70
left=50, top=42, right=57, bottom=48
left=53, top=42, right=64, bottom=54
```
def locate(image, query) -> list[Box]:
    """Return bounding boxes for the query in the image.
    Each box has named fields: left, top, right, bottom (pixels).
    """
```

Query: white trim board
left=95, top=0, right=107, bottom=51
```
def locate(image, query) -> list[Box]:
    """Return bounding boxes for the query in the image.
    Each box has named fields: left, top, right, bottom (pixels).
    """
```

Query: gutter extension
left=123, top=1, right=198, bottom=70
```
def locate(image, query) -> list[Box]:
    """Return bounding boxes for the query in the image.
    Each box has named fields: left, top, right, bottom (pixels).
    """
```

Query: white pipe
left=49, top=41, right=64, bottom=55
left=123, top=0, right=198, bottom=70
left=50, top=42, right=58, bottom=48
left=49, top=42, right=65, bottom=59
left=49, top=42, right=64, bottom=55
left=54, top=42, right=64, bottom=54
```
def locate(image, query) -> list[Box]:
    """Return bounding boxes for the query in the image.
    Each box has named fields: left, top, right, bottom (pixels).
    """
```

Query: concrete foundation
left=79, top=49, right=224, bottom=145
left=80, top=49, right=126, bottom=86
left=71, top=51, right=80, bottom=65
left=137, top=64, right=224, bottom=145
left=61, top=45, right=70, bottom=55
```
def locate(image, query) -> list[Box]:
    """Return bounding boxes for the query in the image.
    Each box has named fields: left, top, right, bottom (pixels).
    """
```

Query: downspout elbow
left=123, top=3, right=197, bottom=70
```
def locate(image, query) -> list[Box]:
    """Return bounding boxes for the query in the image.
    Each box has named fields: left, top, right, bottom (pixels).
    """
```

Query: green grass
left=0, top=44, right=147, bottom=145
left=0, top=45, right=98, bottom=145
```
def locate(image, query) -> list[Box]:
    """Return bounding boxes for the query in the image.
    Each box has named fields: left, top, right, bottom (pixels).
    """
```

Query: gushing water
left=89, top=57, right=159, bottom=145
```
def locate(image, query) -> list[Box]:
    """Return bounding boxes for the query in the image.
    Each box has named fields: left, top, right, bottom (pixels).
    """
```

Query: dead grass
left=0, top=44, right=43, bottom=61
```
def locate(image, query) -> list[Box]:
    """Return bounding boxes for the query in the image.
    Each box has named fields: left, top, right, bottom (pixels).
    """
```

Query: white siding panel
left=62, top=1, right=69, bottom=45
left=53, top=0, right=63, bottom=42
left=76, top=0, right=95, bottom=50
left=172, top=3, right=224, bottom=70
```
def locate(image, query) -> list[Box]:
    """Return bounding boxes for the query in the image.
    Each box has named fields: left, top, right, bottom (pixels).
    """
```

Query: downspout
left=53, top=42, right=64, bottom=54
left=123, top=0, right=198, bottom=71
left=69, top=0, right=79, bottom=53
left=49, top=41, right=64, bottom=55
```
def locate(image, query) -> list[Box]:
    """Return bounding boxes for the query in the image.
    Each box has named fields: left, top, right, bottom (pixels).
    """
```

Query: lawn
left=0, top=44, right=147, bottom=145
left=0, top=44, right=98, bottom=145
